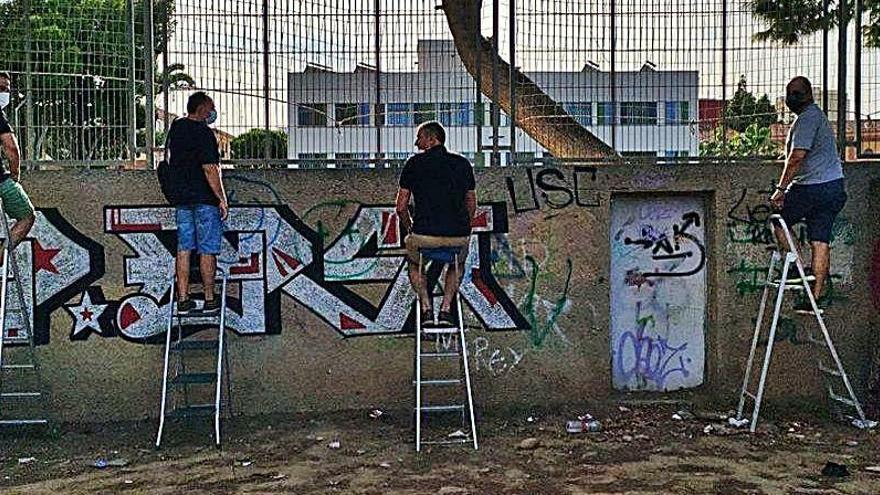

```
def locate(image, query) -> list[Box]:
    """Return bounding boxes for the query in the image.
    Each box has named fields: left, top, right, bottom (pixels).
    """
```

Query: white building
left=288, top=40, right=698, bottom=167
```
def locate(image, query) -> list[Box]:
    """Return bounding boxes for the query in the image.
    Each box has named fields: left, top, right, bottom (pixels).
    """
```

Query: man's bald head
left=785, top=76, right=813, bottom=114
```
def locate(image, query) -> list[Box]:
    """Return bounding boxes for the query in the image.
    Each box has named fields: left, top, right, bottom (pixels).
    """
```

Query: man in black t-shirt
left=395, top=121, right=476, bottom=325
left=168, top=91, right=228, bottom=314
left=0, top=72, right=36, bottom=249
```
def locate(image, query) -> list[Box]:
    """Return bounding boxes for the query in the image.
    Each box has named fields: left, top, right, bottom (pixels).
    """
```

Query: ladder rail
left=748, top=253, right=793, bottom=432
left=155, top=276, right=176, bottom=448
left=213, top=268, right=228, bottom=447
left=414, top=253, right=423, bottom=452
left=736, top=251, right=779, bottom=420
left=455, top=256, right=479, bottom=450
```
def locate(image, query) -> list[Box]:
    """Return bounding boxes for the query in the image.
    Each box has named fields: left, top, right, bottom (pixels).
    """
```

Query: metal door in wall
left=610, top=195, right=707, bottom=391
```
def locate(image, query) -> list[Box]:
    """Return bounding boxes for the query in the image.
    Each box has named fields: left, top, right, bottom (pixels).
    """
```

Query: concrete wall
left=10, top=163, right=880, bottom=421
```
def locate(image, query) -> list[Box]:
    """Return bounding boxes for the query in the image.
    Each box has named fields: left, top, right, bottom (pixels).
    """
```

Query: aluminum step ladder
left=414, top=248, right=478, bottom=452
left=0, top=199, right=48, bottom=428
left=735, top=214, right=873, bottom=432
left=156, top=266, right=231, bottom=448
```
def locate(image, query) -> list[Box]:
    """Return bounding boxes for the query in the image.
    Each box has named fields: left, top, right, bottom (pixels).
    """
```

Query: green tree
left=700, top=123, right=782, bottom=158
left=0, top=0, right=187, bottom=160
left=230, top=129, right=287, bottom=159
left=749, top=0, right=880, bottom=47
left=725, top=75, right=778, bottom=133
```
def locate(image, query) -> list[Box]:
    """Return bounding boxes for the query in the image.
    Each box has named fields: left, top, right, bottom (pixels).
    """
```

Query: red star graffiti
left=33, top=241, right=62, bottom=274
left=80, top=307, right=94, bottom=321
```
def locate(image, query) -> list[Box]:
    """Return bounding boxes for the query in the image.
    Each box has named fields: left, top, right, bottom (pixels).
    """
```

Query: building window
left=488, top=103, right=510, bottom=127
left=336, top=152, right=371, bottom=169
left=336, top=103, right=371, bottom=126
left=664, top=150, right=689, bottom=158
left=597, top=102, right=614, bottom=125
left=438, top=103, right=474, bottom=127
left=620, top=102, right=658, bottom=126
left=562, top=102, right=592, bottom=127
left=414, top=103, right=436, bottom=124
left=665, top=101, right=689, bottom=125
left=386, top=103, right=413, bottom=126
left=298, top=153, right=328, bottom=169
left=512, top=152, right=537, bottom=165
left=297, top=103, right=328, bottom=127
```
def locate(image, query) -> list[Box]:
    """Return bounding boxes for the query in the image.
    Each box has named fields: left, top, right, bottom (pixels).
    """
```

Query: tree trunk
left=441, top=0, right=617, bottom=160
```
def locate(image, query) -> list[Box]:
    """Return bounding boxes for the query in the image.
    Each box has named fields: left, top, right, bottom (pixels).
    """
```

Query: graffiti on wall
left=58, top=202, right=529, bottom=343
left=0, top=209, right=105, bottom=345
left=726, top=187, right=855, bottom=297
left=610, top=196, right=707, bottom=391
left=506, top=166, right=601, bottom=214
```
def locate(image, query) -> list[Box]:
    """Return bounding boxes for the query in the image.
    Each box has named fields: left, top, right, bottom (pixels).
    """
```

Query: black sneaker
left=177, top=299, right=195, bottom=314
left=202, top=297, right=221, bottom=313
left=419, top=309, right=435, bottom=327
left=437, top=310, right=456, bottom=327
left=793, top=300, right=824, bottom=315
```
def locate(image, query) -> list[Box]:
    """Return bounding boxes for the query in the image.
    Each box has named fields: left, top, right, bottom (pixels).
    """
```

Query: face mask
left=205, top=109, right=217, bottom=125
left=785, top=92, right=808, bottom=114
left=0, top=93, right=9, bottom=110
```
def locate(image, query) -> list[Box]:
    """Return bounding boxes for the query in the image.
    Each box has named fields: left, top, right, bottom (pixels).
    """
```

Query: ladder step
left=420, top=404, right=465, bottom=413
left=829, top=391, right=858, bottom=408
left=765, top=282, right=807, bottom=291
left=2, top=364, right=35, bottom=370
left=169, top=404, right=215, bottom=418
left=0, top=392, right=40, bottom=399
left=818, top=363, right=842, bottom=377
left=422, top=438, right=472, bottom=445
left=743, top=391, right=756, bottom=401
left=171, top=340, right=219, bottom=351
left=171, top=373, right=217, bottom=385
left=421, top=327, right=459, bottom=335
left=415, top=379, right=462, bottom=386
left=0, top=419, right=48, bottom=426
left=421, top=352, right=460, bottom=358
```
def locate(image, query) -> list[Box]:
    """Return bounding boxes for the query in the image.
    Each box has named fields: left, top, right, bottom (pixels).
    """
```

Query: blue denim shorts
left=781, top=178, right=847, bottom=243
left=176, top=204, right=223, bottom=254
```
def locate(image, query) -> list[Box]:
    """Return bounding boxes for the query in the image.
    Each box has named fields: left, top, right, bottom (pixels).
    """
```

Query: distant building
left=288, top=39, right=699, bottom=167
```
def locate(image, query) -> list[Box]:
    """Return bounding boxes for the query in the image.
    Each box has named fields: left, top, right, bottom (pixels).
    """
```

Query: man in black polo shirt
left=395, top=121, right=476, bottom=326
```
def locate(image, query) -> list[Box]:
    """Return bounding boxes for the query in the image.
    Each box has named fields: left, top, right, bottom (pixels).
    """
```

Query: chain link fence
left=1, top=0, right=877, bottom=169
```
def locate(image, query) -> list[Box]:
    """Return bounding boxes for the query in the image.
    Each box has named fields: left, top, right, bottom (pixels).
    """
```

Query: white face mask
left=0, top=93, right=9, bottom=110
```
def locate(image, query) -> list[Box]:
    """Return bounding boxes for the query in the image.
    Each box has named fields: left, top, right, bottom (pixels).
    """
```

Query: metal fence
left=1, top=0, right=877, bottom=169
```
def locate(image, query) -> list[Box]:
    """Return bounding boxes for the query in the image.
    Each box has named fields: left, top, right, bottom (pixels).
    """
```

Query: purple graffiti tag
left=615, top=315, right=690, bottom=389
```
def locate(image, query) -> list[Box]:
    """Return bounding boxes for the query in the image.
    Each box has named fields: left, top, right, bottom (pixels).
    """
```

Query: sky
left=162, top=0, right=879, bottom=133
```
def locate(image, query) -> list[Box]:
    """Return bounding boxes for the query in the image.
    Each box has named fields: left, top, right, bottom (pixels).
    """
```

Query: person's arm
left=770, top=149, right=806, bottom=209
left=465, top=190, right=477, bottom=226
left=395, top=187, right=413, bottom=233
left=0, top=132, right=20, bottom=181
left=202, top=164, right=228, bottom=220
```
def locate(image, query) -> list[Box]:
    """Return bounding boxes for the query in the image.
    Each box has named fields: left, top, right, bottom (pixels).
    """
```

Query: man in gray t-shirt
left=769, top=76, right=846, bottom=314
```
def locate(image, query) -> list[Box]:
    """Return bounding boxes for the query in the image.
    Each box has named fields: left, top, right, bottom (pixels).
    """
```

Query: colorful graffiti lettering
left=72, top=202, right=529, bottom=343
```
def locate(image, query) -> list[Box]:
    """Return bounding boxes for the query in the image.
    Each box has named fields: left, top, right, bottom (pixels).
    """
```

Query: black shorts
left=780, top=178, right=846, bottom=243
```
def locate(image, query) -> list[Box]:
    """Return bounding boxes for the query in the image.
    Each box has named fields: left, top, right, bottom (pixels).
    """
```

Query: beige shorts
left=404, top=233, right=470, bottom=266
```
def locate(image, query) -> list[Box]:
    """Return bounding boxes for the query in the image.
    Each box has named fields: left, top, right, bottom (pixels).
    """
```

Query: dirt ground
left=0, top=402, right=878, bottom=495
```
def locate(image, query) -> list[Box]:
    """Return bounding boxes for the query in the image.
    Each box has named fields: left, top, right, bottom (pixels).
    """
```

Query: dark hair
left=418, top=121, right=446, bottom=144
left=0, top=72, right=10, bottom=82
left=788, top=76, right=813, bottom=97
left=186, top=91, right=212, bottom=114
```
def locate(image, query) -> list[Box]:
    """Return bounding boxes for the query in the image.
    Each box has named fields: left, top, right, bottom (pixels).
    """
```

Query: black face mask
left=785, top=92, right=809, bottom=114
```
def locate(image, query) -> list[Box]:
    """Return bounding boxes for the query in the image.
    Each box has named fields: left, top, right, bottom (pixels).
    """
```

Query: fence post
left=508, top=0, right=516, bottom=165
left=836, top=0, right=848, bottom=159
left=144, top=0, right=156, bottom=169
left=854, top=0, right=862, bottom=156
left=127, top=0, right=138, bottom=166
left=23, top=0, right=35, bottom=165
